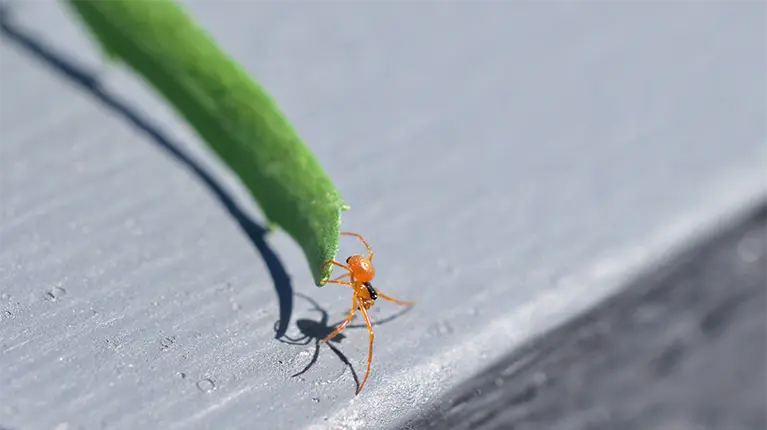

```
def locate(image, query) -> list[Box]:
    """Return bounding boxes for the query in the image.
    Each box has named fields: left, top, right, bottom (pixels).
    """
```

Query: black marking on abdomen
left=364, top=282, right=378, bottom=300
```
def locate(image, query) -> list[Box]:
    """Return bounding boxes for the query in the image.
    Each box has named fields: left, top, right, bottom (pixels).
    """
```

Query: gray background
left=1, top=1, right=765, bottom=430
left=406, top=203, right=766, bottom=430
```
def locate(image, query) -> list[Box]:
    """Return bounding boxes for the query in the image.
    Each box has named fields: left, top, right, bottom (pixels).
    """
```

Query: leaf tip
left=266, top=221, right=280, bottom=234
left=315, top=259, right=335, bottom=287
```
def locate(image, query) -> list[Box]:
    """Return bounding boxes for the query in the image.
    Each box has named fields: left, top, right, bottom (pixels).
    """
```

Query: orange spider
left=320, top=232, right=414, bottom=394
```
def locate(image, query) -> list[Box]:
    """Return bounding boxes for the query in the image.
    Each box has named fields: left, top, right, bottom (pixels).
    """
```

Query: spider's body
left=346, top=254, right=375, bottom=283
left=320, top=232, right=414, bottom=394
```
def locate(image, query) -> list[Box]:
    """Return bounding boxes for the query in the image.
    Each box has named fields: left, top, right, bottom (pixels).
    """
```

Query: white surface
left=1, top=1, right=765, bottom=429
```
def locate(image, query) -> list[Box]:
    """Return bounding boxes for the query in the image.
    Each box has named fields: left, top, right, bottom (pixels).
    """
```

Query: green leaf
left=65, top=0, right=349, bottom=286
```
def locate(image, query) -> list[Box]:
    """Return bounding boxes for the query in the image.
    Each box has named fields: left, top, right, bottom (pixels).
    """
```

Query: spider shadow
left=275, top=291, right=414, bottom=391
left=0, top=4, right=295, bottom=338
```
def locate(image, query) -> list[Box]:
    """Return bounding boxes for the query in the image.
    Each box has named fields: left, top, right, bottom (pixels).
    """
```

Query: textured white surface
left=1, top=2, right=765, bottom=429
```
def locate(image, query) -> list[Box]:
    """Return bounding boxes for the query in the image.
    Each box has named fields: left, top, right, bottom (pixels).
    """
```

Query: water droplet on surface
left=231, top=302, right=242, bottom=311
left=197, top=378, right=216, bottom=393
left=161, top=336, right=176, bottom=350
left=177, top=372, right=187, bottom=379
left=428, top=321, right=454, bottom=336
left=45, top=286, right=67, bottom=302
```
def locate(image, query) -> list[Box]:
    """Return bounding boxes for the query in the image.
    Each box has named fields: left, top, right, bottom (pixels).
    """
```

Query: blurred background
left=1, top=1, right=764, bottom=429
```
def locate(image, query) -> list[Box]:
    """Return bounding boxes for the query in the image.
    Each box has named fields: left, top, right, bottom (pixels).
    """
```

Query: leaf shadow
left=0, top=4, right=294, bottom=338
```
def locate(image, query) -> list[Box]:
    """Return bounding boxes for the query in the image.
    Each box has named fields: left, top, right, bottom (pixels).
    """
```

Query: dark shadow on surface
left=276, top=292, right=359, bottom=390
left=274, top=291, right=414, bottom=391
left=0, top=5, right=294, bottom=338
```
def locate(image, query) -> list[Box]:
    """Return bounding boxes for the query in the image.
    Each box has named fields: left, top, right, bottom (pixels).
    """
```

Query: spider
left=320, top=232, right=414, bottom=394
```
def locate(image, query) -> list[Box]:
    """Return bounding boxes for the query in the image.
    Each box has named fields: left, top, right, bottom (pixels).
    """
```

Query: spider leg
left=322, top=259, right=352, bottom=274
left=323, top=279, right=354, bottom=288
left=356, top=303, right=375, bottom=395
left=341, top=232, right=374, bottom=262
left=377, top=291, right=415, bottom=306
left=320, top=294, right=358, bottom=344
left=332, top=272, right=351, bottom=282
